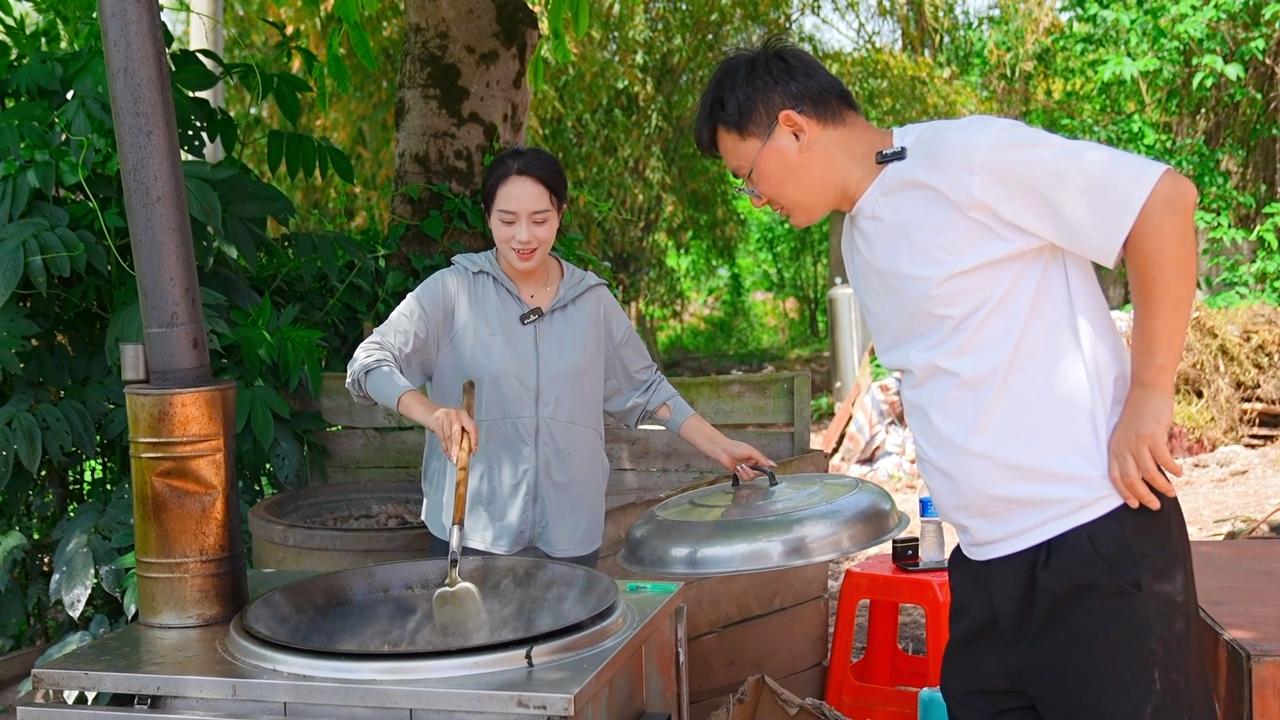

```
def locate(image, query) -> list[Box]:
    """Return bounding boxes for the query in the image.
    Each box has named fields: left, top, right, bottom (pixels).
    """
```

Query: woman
left=346, top=146, right=774, bottom=567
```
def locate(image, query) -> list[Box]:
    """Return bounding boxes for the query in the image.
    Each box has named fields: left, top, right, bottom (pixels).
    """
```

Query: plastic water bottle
left=918, top=687, right=949, bottom=719
left=918, top=482, right=945, bottom=564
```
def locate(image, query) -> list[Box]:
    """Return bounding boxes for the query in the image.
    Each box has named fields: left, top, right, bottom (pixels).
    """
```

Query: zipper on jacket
left=532, top=318, right=541, bottom=548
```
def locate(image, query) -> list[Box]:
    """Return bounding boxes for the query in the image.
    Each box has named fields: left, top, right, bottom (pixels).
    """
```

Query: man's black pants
left=941, top=497, right=1215, bottom=719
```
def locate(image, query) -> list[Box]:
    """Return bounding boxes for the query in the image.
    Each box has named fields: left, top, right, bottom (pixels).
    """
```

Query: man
left=694, top=37, right=1212, bottom=719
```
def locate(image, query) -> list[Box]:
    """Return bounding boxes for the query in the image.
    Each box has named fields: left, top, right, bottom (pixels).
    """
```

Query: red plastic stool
left=824, top=554, right=951, bottom=720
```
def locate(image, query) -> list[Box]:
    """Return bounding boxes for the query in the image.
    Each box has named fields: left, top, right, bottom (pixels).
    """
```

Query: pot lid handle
left=732, top=464, right=779, bottom=488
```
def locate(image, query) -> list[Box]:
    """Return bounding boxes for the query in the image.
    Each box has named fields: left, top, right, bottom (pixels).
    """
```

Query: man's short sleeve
left=977, top=119, right=1169, bottom=269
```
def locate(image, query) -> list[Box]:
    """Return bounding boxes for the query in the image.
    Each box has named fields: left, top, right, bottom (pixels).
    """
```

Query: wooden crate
left=685, top=595, right=830, bottom=701
left=1192, top=540, right=1280, bottom=720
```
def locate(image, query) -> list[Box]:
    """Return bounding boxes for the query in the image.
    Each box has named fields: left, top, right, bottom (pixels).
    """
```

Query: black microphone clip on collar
left=875, top=145, right=908, bottom=165
left=519, top=307, right=544, bottom=325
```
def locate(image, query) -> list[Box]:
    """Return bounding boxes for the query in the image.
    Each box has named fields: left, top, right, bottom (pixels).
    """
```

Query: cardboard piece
left=707, top=675, right=849, bottom=720
left=690, top=663, right=827, bottom=720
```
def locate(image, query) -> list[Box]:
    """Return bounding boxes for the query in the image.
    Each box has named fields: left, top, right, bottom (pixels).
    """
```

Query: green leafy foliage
left=222, top=0, right=396, bottom=234
left=529, top=3, right=807, bottom=354
left=933, top=0, right=1280, bottom=304
left=527, top=0, right=594, bottom=90
left=657, top=194, right=830, bottom=358
left=0, top=4, right=385, bottom=654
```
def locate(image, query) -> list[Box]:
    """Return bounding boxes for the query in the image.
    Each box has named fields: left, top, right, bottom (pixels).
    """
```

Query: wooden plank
left=607, top=428, right=796, bottom=471
left=1192, top=540, right=1280, bottom=720
left=688, top=688, right=725, bottom=719
left=1192, top=541, right=1280, bottom=658
left=822, top=393, right=855, bottom=457
left=667, top=372, right=806, bottom=426
left=791, top=370, right=812, bottom=453
left=308, top=370, right=812, bottom=430
left=777, top=662, right=828, bottom=702
left=1256, top=658, right=1280, bottom=720
left=680, top=564, right=828, bottom=637
left=314, top=403, right=805, bottom=474
left=0, top=644, right=48, bottom=686
left=319, top=428, right=425, bottom=468
left=315, top=464, right=753, bottom=504
left=822, top=349, right=873, bottom=455
left=606, top=470, right=715, bottom=510
left=316, top=451, right=786, bottom=504
left=321, top=429, right=792, bottom=478
left=770, top=448, right=829, bottom=475
left=1198, top=608, right=1248, bottom=720
left=1243, top=401, right=1280, bottom=416
left=321, top=425, right=798, bottom=474
left=594, top=562, right=829, bottom=638
left=295, top=373, right=419, bottom=429
left=686, top=596, right=830, bottom=702
left=688, top=662, right=828, bottom=720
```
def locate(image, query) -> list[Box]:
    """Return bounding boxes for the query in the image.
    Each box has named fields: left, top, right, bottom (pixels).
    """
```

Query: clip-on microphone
left=519, top=307, right=544, bottom=326
left=875, top=146, right=908, bottom=165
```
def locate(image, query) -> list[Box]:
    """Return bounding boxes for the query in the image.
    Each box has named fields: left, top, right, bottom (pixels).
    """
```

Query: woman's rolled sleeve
left=346, top=284, right=439, bottom=409
left=654, top=387, right=695, bottom=432
left=362, top=366, right=419, bottom=412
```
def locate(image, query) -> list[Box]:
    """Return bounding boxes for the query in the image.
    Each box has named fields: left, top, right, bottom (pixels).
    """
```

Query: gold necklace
left=516, top=261, right=553, bottom=300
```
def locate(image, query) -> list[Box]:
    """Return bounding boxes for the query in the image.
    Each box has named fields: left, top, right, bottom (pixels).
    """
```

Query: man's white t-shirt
left=842, top=115, right=1169, bottom=561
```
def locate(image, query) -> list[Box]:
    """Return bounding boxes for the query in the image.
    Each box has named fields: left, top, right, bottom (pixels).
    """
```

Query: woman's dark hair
left=480, top=146, right=569, bottom=216
left=694, top=36, right=861, bottom=157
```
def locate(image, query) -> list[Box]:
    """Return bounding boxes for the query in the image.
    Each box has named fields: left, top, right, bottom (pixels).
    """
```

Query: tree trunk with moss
left=393, top=0, right=538, bottom=257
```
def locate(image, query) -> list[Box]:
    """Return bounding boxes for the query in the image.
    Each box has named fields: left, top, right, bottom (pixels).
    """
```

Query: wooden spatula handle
left=451, top=380, right=476, bottom=527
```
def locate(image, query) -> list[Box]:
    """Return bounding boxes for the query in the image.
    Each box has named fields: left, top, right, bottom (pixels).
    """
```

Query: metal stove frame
left=18, top=582, right=688, bottom=720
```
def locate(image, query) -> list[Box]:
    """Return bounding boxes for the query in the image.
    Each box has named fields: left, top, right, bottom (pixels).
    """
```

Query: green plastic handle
left=624, top=581, right=681, bottom=593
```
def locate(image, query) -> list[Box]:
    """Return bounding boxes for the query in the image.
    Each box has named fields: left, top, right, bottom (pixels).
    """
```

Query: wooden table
left=1193, top=540, right=1280, bottom=719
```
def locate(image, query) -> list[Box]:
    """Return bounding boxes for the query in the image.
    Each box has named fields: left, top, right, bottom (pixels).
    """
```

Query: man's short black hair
left=694, top=36, right=861, bottom=157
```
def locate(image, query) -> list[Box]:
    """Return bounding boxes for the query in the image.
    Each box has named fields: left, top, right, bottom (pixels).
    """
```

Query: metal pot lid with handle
left=618, top=466, right=907, bottom=576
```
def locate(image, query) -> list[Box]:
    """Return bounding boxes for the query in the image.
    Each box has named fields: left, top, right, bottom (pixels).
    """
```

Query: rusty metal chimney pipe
left=99, top=1, right=247, bottom=627
left=99, top=0, right=210, bottom=387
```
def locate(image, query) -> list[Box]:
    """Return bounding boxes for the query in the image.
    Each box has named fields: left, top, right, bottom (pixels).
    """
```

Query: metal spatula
left=432, top=380, right=488, bottom=636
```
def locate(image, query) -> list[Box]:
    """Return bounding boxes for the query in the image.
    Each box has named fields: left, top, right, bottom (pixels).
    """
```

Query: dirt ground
left=820, top=430, right=1280, bottom=656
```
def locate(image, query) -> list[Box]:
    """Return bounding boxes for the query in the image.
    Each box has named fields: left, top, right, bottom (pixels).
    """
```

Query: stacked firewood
left=1243, top=401, right=1280, bottom=447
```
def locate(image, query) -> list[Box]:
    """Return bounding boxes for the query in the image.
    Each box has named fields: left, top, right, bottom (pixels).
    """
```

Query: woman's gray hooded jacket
left=346, top=250, right=694, bottom=557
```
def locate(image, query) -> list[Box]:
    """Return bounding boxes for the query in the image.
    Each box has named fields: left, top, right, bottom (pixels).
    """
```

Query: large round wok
left=241, top=556, right=619, bottom=655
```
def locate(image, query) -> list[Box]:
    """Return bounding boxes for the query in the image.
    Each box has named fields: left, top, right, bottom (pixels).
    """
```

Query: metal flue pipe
left=99, top=0, right=210, bottom=387
left=99, top=0, right=246, bottom=627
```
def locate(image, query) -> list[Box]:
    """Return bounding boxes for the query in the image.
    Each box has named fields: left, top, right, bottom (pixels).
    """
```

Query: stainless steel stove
left=18, top=580, right=687, bottom=720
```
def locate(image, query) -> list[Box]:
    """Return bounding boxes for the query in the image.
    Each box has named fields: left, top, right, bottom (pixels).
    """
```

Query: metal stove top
left=20, top=581, right=687, bottom=719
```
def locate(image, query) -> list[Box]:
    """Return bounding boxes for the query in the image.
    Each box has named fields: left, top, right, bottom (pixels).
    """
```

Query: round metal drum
left=619, top=471, right=907, bottom=576
left=240, top=556, right=619, bottom=655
